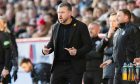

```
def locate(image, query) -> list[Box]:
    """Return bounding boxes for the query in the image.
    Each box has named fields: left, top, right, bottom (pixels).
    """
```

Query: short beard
left=60, top=17, right=69, bottom=24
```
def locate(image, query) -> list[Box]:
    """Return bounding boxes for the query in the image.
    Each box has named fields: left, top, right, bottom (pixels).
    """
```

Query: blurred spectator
left=20, top=58, right=51, bottom=84
left=72, top=4, right=79, bottom=18
left=0, top=0, right=6, bottom=8
left=5, top=6, right=15, bottom=31
left=127, top=0, right=136, bottom=12
left=84, top=7, right=93, bottom=18
left=19, top=19, right=36, bottom=38
left=93, top=7, right=103, bottom=20
left=83, top=22, right=103, bottom=84
left=97, top=2, right=109, bottom=14
left=32, top=18, right=50, bottom=38
left=50, top=0, right=61, bottom=9
left=118, top=0, right=127, bottom=10
left=40, top=0, right=50, bottom=8
left=136, top=0, right=140, bottom=7
left=110, top=0, right=119, bottom=12
left=0, top=0, right=139, bottom=40
left=28, top=8, right=37, bottom=20
left=81, top=16, right=93, bottom=26
left=15, top=22, right=27, bottom=38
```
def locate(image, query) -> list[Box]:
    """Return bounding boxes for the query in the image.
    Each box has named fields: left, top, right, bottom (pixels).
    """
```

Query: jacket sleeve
left=134, top=27, right=140, bottom=57
left=45, top=25, right=55, bottom=54
left=96, top=38, right=108, bottom=53
left=76, top=23, right=92, bottom=57
left=2, top=34, right=12, bottom=70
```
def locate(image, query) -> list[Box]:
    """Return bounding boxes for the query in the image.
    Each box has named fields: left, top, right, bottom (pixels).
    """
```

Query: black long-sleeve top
left=0, top=31, right=12, bottom=70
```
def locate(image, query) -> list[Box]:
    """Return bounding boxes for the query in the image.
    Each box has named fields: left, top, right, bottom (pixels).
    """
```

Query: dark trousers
left=114, top=67, right=136, bottom=84
left=33, top=80, right=49, bottom=84
left=103, top=78, right=114, bottom=84
left=83, top=70, right=102, bottom=84
left=50, top=62, right=83, bottom=84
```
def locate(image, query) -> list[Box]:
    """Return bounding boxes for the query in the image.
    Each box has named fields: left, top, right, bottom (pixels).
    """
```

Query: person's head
left=117, top=9, right=131, bottom=24
left=6, top=3, right=14, bottom=10
left=136, top=0, right=140, bottom=7
left=127, top=0, right=136, bottom=11
left=37, top=18, right=47, bottom=32
left=27, top=0, right=35, bottom=9
left=44, top=13, right=53, bottom=23
left=97, top=2, right=109, bottom=13
left=14, top=2, right=23, bottom=12
left=72, top=4, right=79, bottom=17
left=109, top=13, right=118, bottom=30
left=41, top=0, right=50, bottom=8
left=93, top=7, right=103, bottom=20
left=20, top=58, right=33, bottom=72
left=5, top=9, right=15, bottom=21
left=28, top=8, right=37, bottom=19
left=84, top=7, right=93, bottom=18
left=57, top=2, right=72, bottom=24
left=50, top=0, right=59, bottom=7
left=119, top=0, right=127, bottom=10
left=88, top=22, right=100, bottom=38
left=0, top=15, right=10, bottom=33
left=34, top=0, right=41, bottom=7
left=26, top=19, right=36, bottom=34
left=111, top=0, right=119, bottom=12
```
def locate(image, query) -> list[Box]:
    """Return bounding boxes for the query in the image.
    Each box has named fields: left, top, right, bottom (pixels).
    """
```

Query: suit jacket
left=46, top=18, right=92, bottom=74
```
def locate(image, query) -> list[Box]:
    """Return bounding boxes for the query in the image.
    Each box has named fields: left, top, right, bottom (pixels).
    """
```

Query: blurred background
left=0, top=0, right=140, bottom=84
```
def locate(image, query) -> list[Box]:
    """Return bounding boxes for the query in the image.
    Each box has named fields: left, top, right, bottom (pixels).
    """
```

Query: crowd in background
left=0, top=0, right=140, bottom=39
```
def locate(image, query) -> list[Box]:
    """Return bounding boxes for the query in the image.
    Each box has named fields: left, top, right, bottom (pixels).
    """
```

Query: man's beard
left=59, top=18, right=68, bottom=24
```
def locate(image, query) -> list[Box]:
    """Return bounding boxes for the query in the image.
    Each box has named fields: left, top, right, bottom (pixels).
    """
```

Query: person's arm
left=133, top=27, right=140, bottom=65
left=42, top=26, right=55, bottom=55
left=134, top=27, right=140, bottom=57
left=96, top=37, right=109, bottom=53
left=2, top=34, right=12, bottom=70
left=76, top=23, right=92, bottom=57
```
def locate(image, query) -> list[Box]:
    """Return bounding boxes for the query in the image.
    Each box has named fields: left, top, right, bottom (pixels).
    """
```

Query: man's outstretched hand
left=65, top=47, right=77, bottom=56
left=100, top=59, right=112, bottom=68
left=42, top=46, right=51, bottom=55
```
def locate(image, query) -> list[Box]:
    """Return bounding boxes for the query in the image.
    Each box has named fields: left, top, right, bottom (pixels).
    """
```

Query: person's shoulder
left=74, top=18, right=87, bottom=27
left=0, top=32, right=10, bottom=39
left=128, top=23, right=140, bottom=32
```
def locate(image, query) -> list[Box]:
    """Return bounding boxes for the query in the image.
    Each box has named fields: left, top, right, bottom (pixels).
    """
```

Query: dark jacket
left=96, top=36, right=115, bottom=78
left=112, top=22, right=140, bottom=67
left=0, top=31, right=12, bottom=70
left=31, top=63, right=51, bottom=82
left=46, top=17, right=92, bottom=74
left=85, top=37, right=103, bottom=71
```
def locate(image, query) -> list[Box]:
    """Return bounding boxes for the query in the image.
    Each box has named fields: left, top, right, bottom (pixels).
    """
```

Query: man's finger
left=100, top=63, right=107, bottom=68
left=72, top=47, right=75, bottom=49
left=48, top=48, right=52, bottom=51
left=65, top=48, right=70, bottom=51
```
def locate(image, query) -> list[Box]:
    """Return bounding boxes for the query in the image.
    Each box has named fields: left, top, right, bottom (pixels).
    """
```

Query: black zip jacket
left=112, top=22, right=140, bottom=67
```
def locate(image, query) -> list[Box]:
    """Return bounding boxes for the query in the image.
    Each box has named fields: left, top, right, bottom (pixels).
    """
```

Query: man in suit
left=42, top=2, right=92, bottom=84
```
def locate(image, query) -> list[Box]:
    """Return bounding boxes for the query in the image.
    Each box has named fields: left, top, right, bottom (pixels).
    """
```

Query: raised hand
left=65, top=47, right=77, bottom=56
left=100, top=59, right=112, bottom=68
left=42, top=46, right=51, bottom=55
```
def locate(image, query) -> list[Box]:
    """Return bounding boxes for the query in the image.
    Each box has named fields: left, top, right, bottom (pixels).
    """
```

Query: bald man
left=83, top=23, right=103, bottom=84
